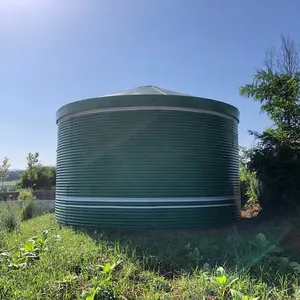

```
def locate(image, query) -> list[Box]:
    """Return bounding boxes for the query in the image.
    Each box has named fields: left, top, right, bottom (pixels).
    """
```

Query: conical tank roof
left=103, top=85, right=189, bottom=97
left=56, top=85, right=240, bottom=123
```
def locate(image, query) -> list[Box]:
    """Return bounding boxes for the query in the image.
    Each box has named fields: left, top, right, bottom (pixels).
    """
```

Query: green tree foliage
left=0, top=157, right=11, bottom=192
left=240, top=71, right=300, bottom=132
left=239, top=147, right=259, bottom=207
left=7, top=170, right=23, bottom=181
left=18, top=153, right=56, bottom=191
left=240, top=35, right=300, bottom=212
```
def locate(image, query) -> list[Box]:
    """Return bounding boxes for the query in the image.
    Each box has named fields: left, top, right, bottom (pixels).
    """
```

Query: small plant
left=17, top=188, right=35, bottom=201
left=184, top=243, right=203, bottom=267
left=211, top=267, right=258, bottom=299
left=268, top=256, right=300, bottom=275
left=0, top=230, right=49, bottom=269
left=228, top=233, right=283, bottom=270
left=21, top=198, right=36, bottom=221
left=230, top=289, right=259, bottom=300
left=0, top=201, right=20, bottom=232
left=82, top=259, right=122, bottom=300
left=212, top=266, right=238, bottom=298
left=247, top=233, right=282, bottom=265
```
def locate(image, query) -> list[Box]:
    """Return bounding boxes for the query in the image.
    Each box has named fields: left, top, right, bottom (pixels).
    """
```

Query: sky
left=1, top=0, right=300, bottom=169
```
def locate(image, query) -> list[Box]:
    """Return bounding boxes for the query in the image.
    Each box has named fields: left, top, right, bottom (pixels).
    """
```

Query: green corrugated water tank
left=55, top=85, right=240, bottom=228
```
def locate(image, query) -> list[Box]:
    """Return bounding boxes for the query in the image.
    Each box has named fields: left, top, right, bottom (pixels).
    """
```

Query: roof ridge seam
left=151, top=86, right=167, bottom=95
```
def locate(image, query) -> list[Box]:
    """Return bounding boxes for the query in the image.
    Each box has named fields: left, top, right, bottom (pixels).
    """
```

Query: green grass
left=2, top=180, right=18, bottom=193
left=1, top=212, right=300, bottom=299
left=3, top=180, right=18, bottom=186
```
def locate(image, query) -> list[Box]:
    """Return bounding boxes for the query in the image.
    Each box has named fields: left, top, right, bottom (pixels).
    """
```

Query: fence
left=1, top=190, right=55, bottom=201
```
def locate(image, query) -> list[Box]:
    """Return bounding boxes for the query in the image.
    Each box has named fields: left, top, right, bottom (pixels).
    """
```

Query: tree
left=240, top=70, right=300, bottom=148
left=35, top=165, right=56, bottom=190
left=18, top=153, right=56, bottom=190
left=239, top=35, right=300, bottom=213
left=265, top=35, right=300, bottom=75
left=0, top=157, right=11, bottom=192
left=21, top=152, right=39, bottom=189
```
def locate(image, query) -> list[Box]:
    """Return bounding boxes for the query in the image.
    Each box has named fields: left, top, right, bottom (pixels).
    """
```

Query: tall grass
left=0, top=214, right=300, bottom=299
left=21, top=198, right=36, bottom=221
left=0, top=201, right=20, bottom=232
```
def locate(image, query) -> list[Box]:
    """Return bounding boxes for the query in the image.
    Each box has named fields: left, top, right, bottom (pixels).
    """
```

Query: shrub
left=21, top=198, right=36, bottom=221
left=17, top=188, right=35, bottom=201
left=239, top=147, right=259, bottom=208
left=0, top=201, right=20, bottom=232
left=247, top=131, right=300, bottom=213
left=240, top=163, right=259, bottom=208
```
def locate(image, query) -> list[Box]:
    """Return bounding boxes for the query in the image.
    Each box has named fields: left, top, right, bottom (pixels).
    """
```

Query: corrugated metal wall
left=55, top=96, right=240, bottom=228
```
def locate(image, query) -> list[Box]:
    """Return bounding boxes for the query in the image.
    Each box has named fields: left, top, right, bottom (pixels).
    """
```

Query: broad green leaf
left=215, top=275, right=227, bottom=285
left=192, top=247, right=200, bottom=258
left=271, top=245, right=283, bottom=253
left=253, top=233, right=267, bottom=247
left=289, top=261, right=300, bottom=268
left=24, top=241, right=35, bottom=253
left=275, top=256, right=289, bottom=266
left=36, top=236, right=44, bottom=245
left=103, top=263, right=111, bottom=274
left=289, top=261, right=300, bottom=273
left=184, top=243, right=191, bottom=251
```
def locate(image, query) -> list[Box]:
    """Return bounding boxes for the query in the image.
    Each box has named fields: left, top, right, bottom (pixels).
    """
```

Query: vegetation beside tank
left=0, top=153, right=56, bottom=203
left=239, top=35, right=300, bottom=216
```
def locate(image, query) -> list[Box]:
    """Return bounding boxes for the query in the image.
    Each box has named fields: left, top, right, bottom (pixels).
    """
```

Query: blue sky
left=1, top=0, right=300, bottom=169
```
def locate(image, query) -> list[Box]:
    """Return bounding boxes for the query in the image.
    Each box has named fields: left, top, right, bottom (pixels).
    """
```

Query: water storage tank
left=56, top=86, right=240, bottom=228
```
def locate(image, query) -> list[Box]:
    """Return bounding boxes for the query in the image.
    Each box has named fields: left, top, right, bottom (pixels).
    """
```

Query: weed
left=0, top=230, right=49, bottom=269
left=230, top=289, right=259, bottom=300
left=17, top=188, right=35, bottom=201
left=21, top=198, right=36, bottom=221
left=82, top=261, right=122, bottom=300
left=0, top=201, right=20, bottom=232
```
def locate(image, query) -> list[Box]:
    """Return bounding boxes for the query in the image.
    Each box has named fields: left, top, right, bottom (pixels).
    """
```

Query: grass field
left=2, top=180, right=17, bottom=186
left=1, top=180, right=18, bottom=193
left=1, top=209, right=300, bottom=299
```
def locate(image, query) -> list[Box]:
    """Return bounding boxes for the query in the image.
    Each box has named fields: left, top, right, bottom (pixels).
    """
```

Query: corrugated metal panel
left=55, top=98, right=240, bottom=228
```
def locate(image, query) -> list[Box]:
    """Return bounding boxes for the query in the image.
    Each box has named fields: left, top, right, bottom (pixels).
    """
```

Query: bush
left=17, top=188, right=35, bottom=201
left=21, top=198, right=36, bottom=221
left=247, top=131, right=300, bottom=213
left=239, top=147, right=259, bottom=208
left=18, top=153, right=56, bottom=191
left=0, top=201, right=20, bottom=232
left=240, top=164, right=259, bottom=208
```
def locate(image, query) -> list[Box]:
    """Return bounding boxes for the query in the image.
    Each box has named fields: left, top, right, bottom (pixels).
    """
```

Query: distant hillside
left=7, top=169, right=24, bottom=181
